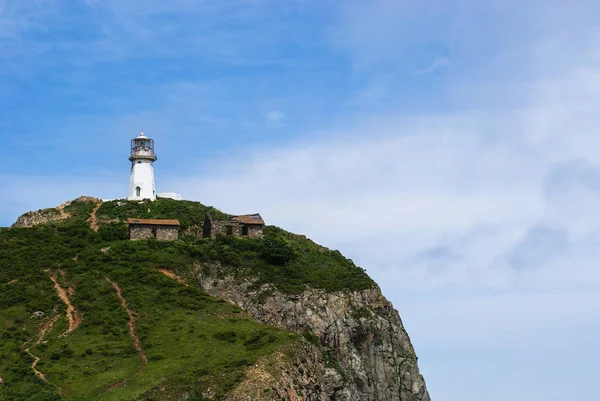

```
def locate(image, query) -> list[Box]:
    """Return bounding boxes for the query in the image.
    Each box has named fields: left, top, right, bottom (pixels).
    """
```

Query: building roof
left=231, top=213, right=265, bottom=225
left=127, top=218, right=180, bottom=226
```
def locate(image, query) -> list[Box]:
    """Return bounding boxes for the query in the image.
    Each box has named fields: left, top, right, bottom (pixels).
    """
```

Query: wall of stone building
left=246, top=225, right=263, bottom=238
left=129, top=225, right=179, bottom=241
left=205, top=220, right=263, bottom=239
left=212, top=220, right=243, bottom=237
left=130, top=226, right=155, bottom=240
left=156, top=226, right=179, bottom=241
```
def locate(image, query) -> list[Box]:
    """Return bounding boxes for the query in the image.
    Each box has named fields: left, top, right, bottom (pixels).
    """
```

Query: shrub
left=98, top=223, right=128, bottom=242
left=214, top=331, right=237, bottom=343
left=303, top=332, right=321, bottom=346
left=259, top=237, right=296, bottom=266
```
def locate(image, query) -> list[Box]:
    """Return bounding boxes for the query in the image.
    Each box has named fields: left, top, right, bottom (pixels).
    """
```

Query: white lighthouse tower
left=128, top=132, right=157, bottom=201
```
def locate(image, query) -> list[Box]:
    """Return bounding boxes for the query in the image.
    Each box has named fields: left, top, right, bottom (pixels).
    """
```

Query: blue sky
left=2, top=1, right=600, bottom=400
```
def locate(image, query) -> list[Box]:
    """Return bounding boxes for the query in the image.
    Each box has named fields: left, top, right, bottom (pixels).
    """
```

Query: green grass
left=76, top=198, right=374, bottom=294
left=187, top=226, right=375, bottom=294
left=0, top=198, right=374, bottom=400
left=96, top=199, right=229, bottom=231
left=0, top=222, right=293, bottom=400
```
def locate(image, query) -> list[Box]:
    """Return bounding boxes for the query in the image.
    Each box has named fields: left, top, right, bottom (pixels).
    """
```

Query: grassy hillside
left=0, top=198, right=374, bottom=400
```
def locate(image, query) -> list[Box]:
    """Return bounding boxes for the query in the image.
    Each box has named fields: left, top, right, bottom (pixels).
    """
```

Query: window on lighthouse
left=136, top=186, right=141, bottom=197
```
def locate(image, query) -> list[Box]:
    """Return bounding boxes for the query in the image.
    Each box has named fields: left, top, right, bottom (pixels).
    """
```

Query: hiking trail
left=24, top=344, right=46, bottom=381
left=48, top=272, right=82, bottom=336
left=88, top=202, right=102, bottom=232
left=105, top=277, right=148, bottom=372
left=24, top=307, right=60, bottom=381
left=106, top=378, right=128, bottom=391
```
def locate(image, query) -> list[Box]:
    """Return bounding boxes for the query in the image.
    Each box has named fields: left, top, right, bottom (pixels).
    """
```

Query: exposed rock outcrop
left=12, top=207, right=64, bottom=228
left=12, top=197, right=100, bottom=228
left=197, top=264, right=430, bottom=401
left=227, top=342, right=329, bottom=401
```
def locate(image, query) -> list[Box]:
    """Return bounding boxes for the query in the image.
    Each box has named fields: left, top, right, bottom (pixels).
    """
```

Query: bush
left=303, top=332, right=321, bottom=346
left=259, top=237, right=296, bottom=266
left=214, top=331, right=237, bottom=343
left=98, top=223, right=128, bottom=242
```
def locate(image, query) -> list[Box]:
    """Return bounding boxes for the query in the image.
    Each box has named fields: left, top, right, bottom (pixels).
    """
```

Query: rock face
left=12, top=207, right=65, bottom=228
left=226, top=342, right=328, bottom=401
left=197, top=265, right=430, bottom=401
left=12, top=196, right=100, bottom=228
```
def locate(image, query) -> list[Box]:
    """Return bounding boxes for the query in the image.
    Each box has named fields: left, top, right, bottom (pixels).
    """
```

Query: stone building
left=128, top=218, right=180, bottom=240
left=203, top=213, right=265, bottom=239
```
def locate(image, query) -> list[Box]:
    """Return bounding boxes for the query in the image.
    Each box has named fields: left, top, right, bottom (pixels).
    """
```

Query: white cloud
left=265, top=110, right=285, bottom=126
left=154, top=96, right=600, bottom=401
left=151, top=21, right=600, bottom=397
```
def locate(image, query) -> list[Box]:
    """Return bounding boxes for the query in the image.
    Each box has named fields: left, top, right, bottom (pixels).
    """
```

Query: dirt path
left=24, top=307, right=60, bottom=381
left=25, top=348, right=45, bottom=381
left=88, top=202, right=102, bottom=232
left=48, top=273, right=82, bottom=336
left=106, top=378, right=128, bottom=391
left=156, top=268, right=188, bottom=286
left=37, top=306, right=60, bottom=344
left=105, top=277, right=148, bottom=372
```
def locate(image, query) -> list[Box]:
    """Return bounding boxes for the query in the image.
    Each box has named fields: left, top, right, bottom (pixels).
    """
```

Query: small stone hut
left=128, top=218, right=180, bottom=241
left=203, top=213, right=264, bottom=239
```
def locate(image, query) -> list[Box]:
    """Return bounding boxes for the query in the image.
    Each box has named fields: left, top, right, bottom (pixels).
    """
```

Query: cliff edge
left=2, top=197, right=429, bottom=400
left=200, top=264, right=429, bottom=401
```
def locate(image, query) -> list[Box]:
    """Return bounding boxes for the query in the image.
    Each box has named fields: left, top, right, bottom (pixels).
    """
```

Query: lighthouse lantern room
left=128, top=132, right=157, bottom=201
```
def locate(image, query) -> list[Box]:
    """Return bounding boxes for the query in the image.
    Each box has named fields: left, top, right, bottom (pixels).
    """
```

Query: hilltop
left=0, top=197, right=429, bottom=401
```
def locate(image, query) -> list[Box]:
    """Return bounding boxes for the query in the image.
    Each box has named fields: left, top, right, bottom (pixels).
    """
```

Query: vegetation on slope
left=96, top=198, right=230, bottom=231
left=95, top=198, right=374, bottom=294
left=0, top=198, right=374, bottom=400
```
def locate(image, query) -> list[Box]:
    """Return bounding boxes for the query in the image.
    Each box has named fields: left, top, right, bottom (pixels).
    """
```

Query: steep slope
left=197, top=275, right=428, bottom=401
left=1, top=197, right=429, bottom=401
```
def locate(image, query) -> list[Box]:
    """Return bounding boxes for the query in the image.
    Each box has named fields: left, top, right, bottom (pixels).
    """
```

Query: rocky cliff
left=225, top=341, right=328, bottom=401
left=198, top=263, right=430, bottom=401
left=12, top=206, right=66, bottom=228
left=2, top=197, right=429, bottom=401
left=11, top=196, right=100, bottom=228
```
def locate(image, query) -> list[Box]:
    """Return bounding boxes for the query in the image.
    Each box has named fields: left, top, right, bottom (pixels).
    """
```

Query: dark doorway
left=151, top=227, right=157, bottom=239
left=225, top=226, right=233, bottom=235
left=241, top=226, right=248, bottom=236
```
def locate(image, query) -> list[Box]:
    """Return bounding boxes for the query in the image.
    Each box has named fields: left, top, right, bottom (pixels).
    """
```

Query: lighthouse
left=128, top=132, right=157, bottom=201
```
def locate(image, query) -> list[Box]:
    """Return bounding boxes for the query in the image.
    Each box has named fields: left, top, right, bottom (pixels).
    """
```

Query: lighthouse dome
left=129, top=131, right=157, bottom=162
